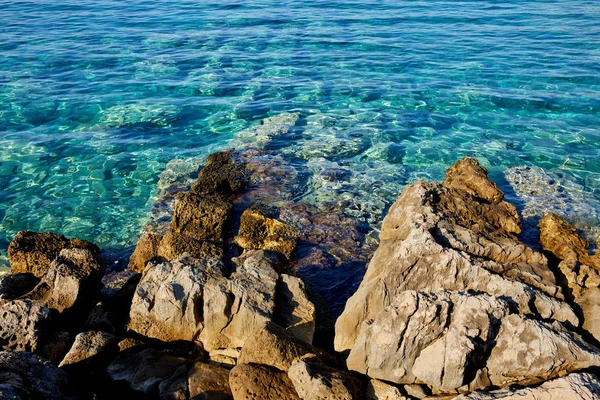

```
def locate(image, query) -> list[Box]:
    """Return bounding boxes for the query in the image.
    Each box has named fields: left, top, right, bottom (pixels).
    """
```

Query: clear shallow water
left=1, top=0, right=600, bottom=267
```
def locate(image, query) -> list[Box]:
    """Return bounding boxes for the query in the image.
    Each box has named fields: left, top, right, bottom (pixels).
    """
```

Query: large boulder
left=0, top=299, right=53, bottom=353
left=187, top=361, right=232, bottom=400
left=274, top=274, right=316, bottom=344
left=8, top=231, right=98, bottom=277
left=456, top=372, right=600, bottom=399
left=0, top=273, right=39, bottom=300
left=539, top=213, right=600, bottom=341
left=229, top=363, right=299, bottom=400
left=59, top=331, right=118, bottom=375
left=172, top=191, right=233, bottom=242
left=0, top=350, right=72, bottom=399
left=129, top=233, right=162, bottom=272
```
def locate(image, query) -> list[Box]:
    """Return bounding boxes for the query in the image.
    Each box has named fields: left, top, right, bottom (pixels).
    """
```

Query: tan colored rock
left=335, top=179, right=575, bottom=354
left=25, top=248, right=104, bottom=315
left=236, top=205, right=300, bottom=259
left=443, top=157, right=503, bottom=204
left=288, top=355, right=364, bottom=400
left=188, top=361, right=232, bottom=399
left=486, top=314, right=600, bottom=387
left=229, top=363, right=299, bottom=400
left=129, top=232, right=162, bottom=272
left=346, top=290, right=510, bottom=388
left=366, top=379, right=409, bottom=400
left=0, top=299, right=52, bottom=353
left=238, top=322, right=331, bottom=372
left=128, top=255, right=224, bottom=343
left=172, top=191, right=233, bottom=242
left=157, top=230, right=223, bottom=261
left=59, top=330, right=118, bottom=372
left=456, top=372, right=600, bottom=399
left=275, top=274, right=316, bottom=343
left=8, top=231, right=98, bottom=278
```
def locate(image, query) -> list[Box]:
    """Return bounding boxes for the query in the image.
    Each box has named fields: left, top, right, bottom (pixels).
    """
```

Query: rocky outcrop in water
left=3, top=145, right=600, bottom=399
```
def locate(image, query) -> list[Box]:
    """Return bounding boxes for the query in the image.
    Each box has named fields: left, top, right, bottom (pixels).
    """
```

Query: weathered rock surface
left=129, top=232, right=162, bottom=272
left=0, top=350, right=71, bottom=400
left=24, top=248, right=104, bottom=317
left=229, top=363, right=299, bottom=400
left=365, top=380, right=409, bottom=400
left=236, top=204, right=300, bottom=259
left=274, top=274, right=316, bottom=344
left=8, top=231, right=98, bottom=278
left=539, top=213, right=600, bottom=341
left=0, top=273, right=39, bottom=300
left=457, top=372, right=600, bottom=399
left=188, top=361, right=232, bottom=400
left=288, top=354, right=364, bottom=400
left=0, top=299, right=53, bottom=353
left=172, top=191, right=233, bottom=242
left=59, top=331, right=118, bottom=373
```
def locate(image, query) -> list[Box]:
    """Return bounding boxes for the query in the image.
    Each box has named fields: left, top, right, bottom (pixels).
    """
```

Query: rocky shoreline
left=1, top=149, right=600, bottom=399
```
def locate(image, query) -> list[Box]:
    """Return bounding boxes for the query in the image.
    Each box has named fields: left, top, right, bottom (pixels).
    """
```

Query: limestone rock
left=486, top=314, right=600, bottom=387
left=192, top=149, right=248, bottom=197
left=157, top=230, right=223, bottom=261
left=238, top=322, right=331, bottom=372
left=106, top=344, right=188, bottom=397
left=172, top=191, right=233, bottom=242
left=346, top=290, right=510, bottom=389
left=25, top=248, right=104, bottom=316
left=539, top=213, right=600, bottom=341
left=59, top=331, right=118, bottom=373
left=188, top=361, right=232, bottom=399
left=275, top=274, right=316, bottom=343
left=457, top=372, right=600, bottom=399
left=129, top=232, right=162, bottom=272
left=236, top=204, right=300, bottom=259
left=0, top=299, right=52, bottom=353
left=365, top=380, right=409, bottom=400
left=335, top=178, right=575, bottom=354
left=0, top=273, right=39, bottom=300
left=288, top=355, right=364, bottom=400
left=443, top=157, right=503, bottom=204
left=128, top=255, right=224, bottom=343
left=0, top=350, right=71, bottom=400
left=8, top=231, right=98, bottom=277
left=229, top=363, right=299, bottom=400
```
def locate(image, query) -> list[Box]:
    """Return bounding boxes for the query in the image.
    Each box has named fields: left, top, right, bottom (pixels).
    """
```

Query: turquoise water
left=1, top=0, right=600, bottom=265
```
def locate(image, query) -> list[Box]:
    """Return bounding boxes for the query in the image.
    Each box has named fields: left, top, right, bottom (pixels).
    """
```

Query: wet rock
left=235, top=204, right=300, bottom=259
left=443, top=157, right=504, bottom=204
left=229, top=363, right=299, bottom=400
left=59, top=331, right=118, bottom=374
left=365, top=380, right=409, bottom=400
left=335, top=165, right=576, bottom=354
left=346, top=290, right=510, bottom=389
left=129, top=232, right=162, bottom=272
left=172, top=191, right=233, bottom=242
left=456, top=372, right=600, bottom=399
left=238, top=322, right=331, bottom=372
left=191, top=149, right=248, bottom=197
left=0, top=299, right=53, bottom=353
left=486, top=314, right=600, bottom=387
left=0, top=273, right=39, bottom=300
left=128, top=255, right=224, bottom=343
left=8, top=231, right=98, bottom=278
left=157, top=231, right=223, bottom=261
left=539, top=213, right=600, bottom=341
left=187, top=361, right=232, bottom=400
left=24, top=248, right=104, bottom=317
left=106, top=344, right=189, bottom=397
left=288, top=354, right=364, bottom=400
left=0, top=350, right=71, bottom=400
left=274, top=274, right=316, bottom=343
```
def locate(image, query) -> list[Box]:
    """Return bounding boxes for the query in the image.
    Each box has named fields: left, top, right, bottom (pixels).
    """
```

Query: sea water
left=1, top=0, right=599, bottom=269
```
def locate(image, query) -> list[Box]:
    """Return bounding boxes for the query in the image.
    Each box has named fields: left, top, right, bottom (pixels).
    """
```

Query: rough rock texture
left=0, top=273, right=39, bottom=300
left=0, top=350, right=71, bottom=400
left=365, top=380, right=410, bottom=400
left=274, top=274, right=316, bottom=344
left=238, top=322, right=331, bottom=372
left=192, top=149, right=248, bottom=197
left=128, top=255, right=224, bottom=343
left=229, top=363, right=300, bottom=400
left=0, top=299, right=52, bottom=353
left=486, top=314, right=600, bottom=387
left=172, top=191, right=233, bottom=242
left=335, top=157, right=589, bottom=395
left=59, top=331, right=118, bottom=373
left=24, top=248, right=104, bottom=316
left=539, top=213, right=600, bottom=341
left=188, top=361, right=232, bottom=400
left=236, top=204, right=300, bottom=259
left=8, top=231, right=98, bottom=277
left=347, top=290, right=510, bottom=389
left=129, top=233, right=162, bottom=272
left=288, top=355, right=364, bottom=400
left=157, top=231, right=223, bottom=262
left=457, top=372, right=600, bottom=399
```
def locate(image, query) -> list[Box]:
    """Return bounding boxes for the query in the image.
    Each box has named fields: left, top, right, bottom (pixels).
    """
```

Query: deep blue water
left=1, top=0, right=600, bottom=267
